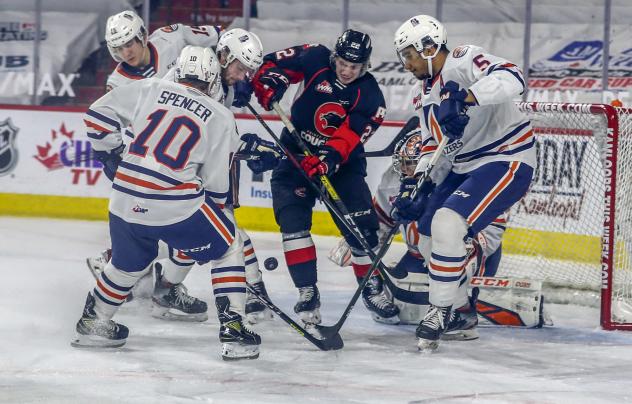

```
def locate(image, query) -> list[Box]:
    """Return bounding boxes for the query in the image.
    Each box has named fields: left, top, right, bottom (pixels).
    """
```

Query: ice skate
left=442, top=303, right=479, bottom=341
left=416, top=304, right=452, bottom=353
left=245, top=281, right=273, bottom=324
left=71, top=293, right=129, bottom=348
left=216, top=296, right=260, bottom=361
left=294, top=284, right=321, bottom=325
left=151, top=262, right=208, bottom=322
left=361, top=275, right=400, bottom=324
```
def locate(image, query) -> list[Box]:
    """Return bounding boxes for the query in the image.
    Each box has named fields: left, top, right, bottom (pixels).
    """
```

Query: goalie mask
left=216, top=28, right=263, bottom=78
left=394, top=15, right=447, bottom=78
left=176, top=46, right=224, bottom=102
left=392, top=129, right=424, bottom=177
left=105, top=10, right=147, bottom=62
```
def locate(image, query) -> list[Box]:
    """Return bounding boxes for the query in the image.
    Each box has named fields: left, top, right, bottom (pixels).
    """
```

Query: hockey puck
left=264, top=257, right=278, bottom=271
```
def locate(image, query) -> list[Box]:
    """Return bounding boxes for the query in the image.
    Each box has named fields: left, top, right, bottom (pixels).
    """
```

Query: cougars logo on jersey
left=314, top=102, right=346, bottom=137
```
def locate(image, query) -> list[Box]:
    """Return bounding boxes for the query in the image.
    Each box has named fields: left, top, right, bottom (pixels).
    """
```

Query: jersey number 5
left=129, top=109, right=201, bottom=170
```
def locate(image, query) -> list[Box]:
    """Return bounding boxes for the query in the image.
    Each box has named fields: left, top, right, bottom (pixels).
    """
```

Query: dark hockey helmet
left=331, top=29, right=372, bottom=79
left=334, top=29, right=373, bottom=64
left=392, top=129, right=424, bottom=176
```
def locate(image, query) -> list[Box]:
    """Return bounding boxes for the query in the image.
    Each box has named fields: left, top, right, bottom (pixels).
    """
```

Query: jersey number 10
left=129, top=109, right=201, bottom=170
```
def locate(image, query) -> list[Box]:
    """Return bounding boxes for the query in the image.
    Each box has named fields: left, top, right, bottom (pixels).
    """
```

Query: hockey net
left=498, top=102, right=632, bottom=330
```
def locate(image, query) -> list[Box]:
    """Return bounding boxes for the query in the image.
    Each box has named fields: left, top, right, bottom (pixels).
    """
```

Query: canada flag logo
left=34, top=123, right=76, bottom=170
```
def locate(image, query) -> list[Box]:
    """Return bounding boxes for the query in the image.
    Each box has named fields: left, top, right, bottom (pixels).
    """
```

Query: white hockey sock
left=209, top=231, right=246, bottom=316
left=94, top=262, right=150, bottom=320
left=161, top=259, right=194, bottom=285
left=240, top=227, right=262, bottom=285
left=428, top=208, right=469, bottom=307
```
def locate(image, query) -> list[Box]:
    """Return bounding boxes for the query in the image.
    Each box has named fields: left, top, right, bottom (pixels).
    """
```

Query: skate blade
left=245, top=309, right=273, bottom=325
left=85, top=258, right=104, bottom=280
left=442, top=328, right=479, bottom=341
left=298, top=309, right=322, bottom=326
left=221, top=342, right=260, bottom=361
left=151, top=305, right=208, bottom=322
left=71, top=333, right=126, bottom=349
left=371, top=312, right=400, bottom=325
left=417, top=338, right=440, bottom=353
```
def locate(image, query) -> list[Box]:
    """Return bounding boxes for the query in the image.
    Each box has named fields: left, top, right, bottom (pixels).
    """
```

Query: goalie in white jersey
left=72, top=46, right=262, bottom=360
left=392, top=15, right=535, bottom=352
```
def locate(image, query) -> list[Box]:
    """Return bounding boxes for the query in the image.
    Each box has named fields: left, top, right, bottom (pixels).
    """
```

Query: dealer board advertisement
left=0, top=105, right=607, bottom=237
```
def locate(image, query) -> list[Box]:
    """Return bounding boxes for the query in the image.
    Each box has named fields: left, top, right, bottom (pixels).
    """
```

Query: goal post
left=498, top=102, right=632, bottom=330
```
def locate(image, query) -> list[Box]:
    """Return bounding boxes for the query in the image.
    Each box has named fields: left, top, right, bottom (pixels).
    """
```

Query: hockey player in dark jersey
left=251, top=29, right=400, bottom=325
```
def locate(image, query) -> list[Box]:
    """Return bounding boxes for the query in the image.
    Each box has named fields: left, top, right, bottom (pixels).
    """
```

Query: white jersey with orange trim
left=413, top=45, right=536, bottom=177
left=374, top=163, right=505, bottom=258
left=84, top=77, right=239, bottom=226
left=106, top=24, right=220, bottom=91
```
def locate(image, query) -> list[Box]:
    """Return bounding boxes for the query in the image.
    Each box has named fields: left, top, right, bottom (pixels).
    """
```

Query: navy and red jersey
left=258, top=44, right=386, bottom=164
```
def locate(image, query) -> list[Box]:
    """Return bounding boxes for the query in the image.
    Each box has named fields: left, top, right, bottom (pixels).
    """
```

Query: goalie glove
left=328, top=220, right=394, bottom=268
left=328, top=238, right=352, bottom=267
left=391, top=179, right=435, bottom=223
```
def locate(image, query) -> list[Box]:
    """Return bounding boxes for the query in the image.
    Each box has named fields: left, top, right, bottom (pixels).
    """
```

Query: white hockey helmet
left=216, top=28, right=263, bottom=76
left=176, top=46, right=224, bottom=101
left=105, top=10, right=147, bottom=62
left=394, top=15, right=447, bottom=77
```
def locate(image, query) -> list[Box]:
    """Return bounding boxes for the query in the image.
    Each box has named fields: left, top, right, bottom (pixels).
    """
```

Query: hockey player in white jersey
left=392, top=15, right=535, bottom=352
left=104, top=10, right=258, bottom=108
left=92, top=22, right=273, bottom=323
left=104, top=10, right=220, bottom=91
left=72, top=46, right=261, bottom=360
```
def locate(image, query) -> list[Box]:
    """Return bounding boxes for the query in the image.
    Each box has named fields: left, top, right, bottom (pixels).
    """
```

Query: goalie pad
left=472, top=277, right=553, bottom=328
left=382, top=267, right=552, bottom=327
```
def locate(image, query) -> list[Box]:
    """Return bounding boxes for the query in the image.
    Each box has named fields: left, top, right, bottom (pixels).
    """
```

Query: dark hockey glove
left=252, top=66, right=290, bottom=111
left=94, top=143, right=125, bottom=182
left=232, top=80, right=253, bottom=108
left=300, top=146, right=342, bottom=178
left=391, top=178, right=435, bottom=223
left=437, top=80, right=472, bottom=140
left=239, top=133, right=282, bottom=174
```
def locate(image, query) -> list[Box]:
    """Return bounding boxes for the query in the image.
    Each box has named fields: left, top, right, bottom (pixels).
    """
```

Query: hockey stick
left=246, top=283, right=344, bottom=351
left=269, top=102, right=407, bottom=280
left=360, top=115, right=420, bottom=158
left=316, top=135, right=449, bottom=340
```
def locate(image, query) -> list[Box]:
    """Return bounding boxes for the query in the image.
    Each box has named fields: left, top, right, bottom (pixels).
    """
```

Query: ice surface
left=1, top=217, right=632, bottom=403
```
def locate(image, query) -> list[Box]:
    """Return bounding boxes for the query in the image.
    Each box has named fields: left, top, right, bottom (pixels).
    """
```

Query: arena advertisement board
left=509, top=131, right=604, bottom=237
left=0, top=106, right=395, bottom=213
left=0, top=107, right=109, bottom=196
left=0, top=11, right=101, bottom=104
left=0, top=105, right=608, bottom=239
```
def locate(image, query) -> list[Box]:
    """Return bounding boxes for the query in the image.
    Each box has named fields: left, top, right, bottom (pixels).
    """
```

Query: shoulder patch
left=452, top=46, right=469, bottom=58
left=160, top=24, right=179, bottom=33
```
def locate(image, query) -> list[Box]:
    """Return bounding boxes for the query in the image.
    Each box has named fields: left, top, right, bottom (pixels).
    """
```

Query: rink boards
left=0, top=105, right=604, bottom=264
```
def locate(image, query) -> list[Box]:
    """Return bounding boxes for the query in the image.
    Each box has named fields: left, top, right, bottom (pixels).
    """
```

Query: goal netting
left=499, top=102, right=632, bottom=330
